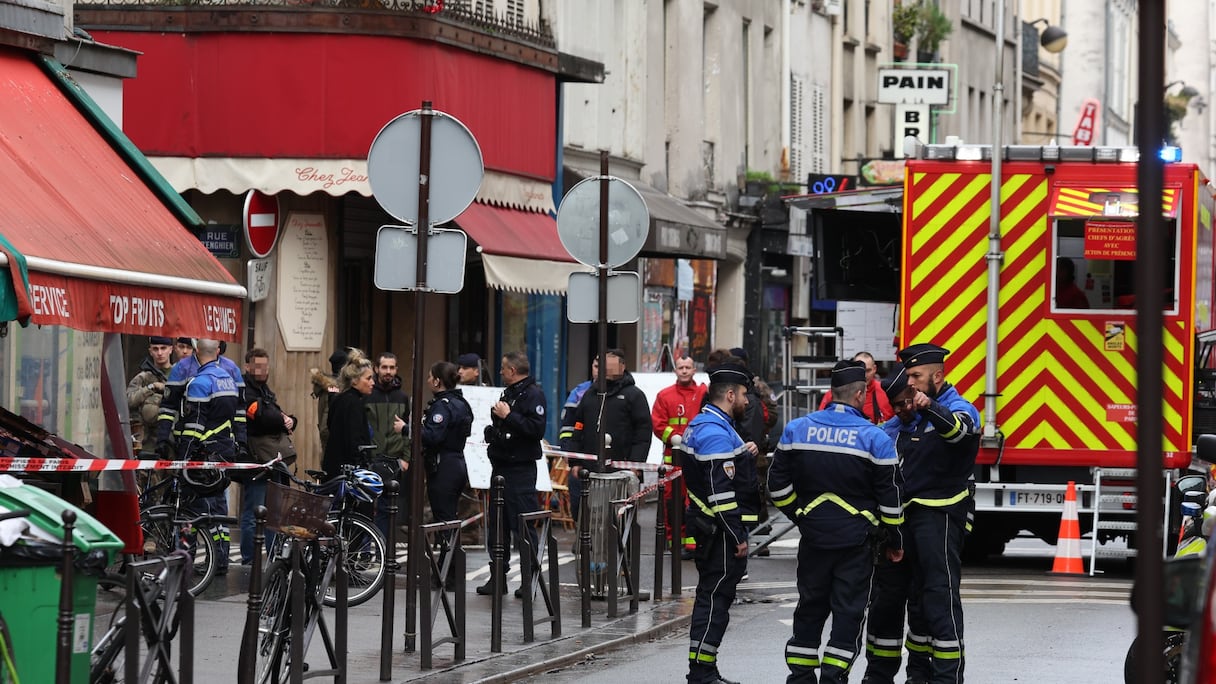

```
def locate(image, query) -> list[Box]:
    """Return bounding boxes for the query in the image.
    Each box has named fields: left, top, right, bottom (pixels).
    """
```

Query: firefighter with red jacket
left=652, top=355, right=707, bottom=557
left=768, top=360, right=904, bottom=684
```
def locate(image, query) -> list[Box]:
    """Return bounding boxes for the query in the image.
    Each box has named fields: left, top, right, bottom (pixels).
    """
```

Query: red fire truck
left=899, top=144, right=1214, bottom=559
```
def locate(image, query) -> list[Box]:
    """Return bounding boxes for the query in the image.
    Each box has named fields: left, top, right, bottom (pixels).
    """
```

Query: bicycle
left=131, top=469, right=237, bottom=596
left=258, top=461, right=388, bottom=607
left=91, top=551, right=192, bottom=684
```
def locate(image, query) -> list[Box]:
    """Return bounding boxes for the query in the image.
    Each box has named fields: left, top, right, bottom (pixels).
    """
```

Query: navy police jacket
left=485, top=375, right=547, bottom=467
left=768, top=402, right=904, bottom=550
left=887, top=382, right=979, bottom=510
left=682, top=404, right=749, bottom=547
left=156, top=354, right=246, bottom=450
left=422, top=388, right=474, bottom=459
left=174, top=360, right=246, bottom=460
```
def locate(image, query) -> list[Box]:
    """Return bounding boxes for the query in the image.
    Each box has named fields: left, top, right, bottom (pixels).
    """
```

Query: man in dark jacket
left=560, top=349, right=651, bottom=517
left=367, top=352, right=410, bottom=538
left=126, top=336, right=174, bottom=457
left=477, top=351, right=547, bottom=596
left=240, top=348, right=295, bottom=564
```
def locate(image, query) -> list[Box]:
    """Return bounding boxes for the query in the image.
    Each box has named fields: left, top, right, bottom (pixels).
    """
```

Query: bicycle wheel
left=90, top=573, right=171, bottom=684
left=322, top=514, right=386, bottom=607
left=139, top=506, right=218, bottom=596
left=255, top=559, right=292, bottom=684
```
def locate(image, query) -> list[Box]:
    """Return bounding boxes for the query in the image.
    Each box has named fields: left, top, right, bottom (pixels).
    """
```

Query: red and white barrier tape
left=0, top=457, right=267, bottom=473
left=543, top=446, right=678, bottom=473
left=615, top=469, right=684, bottom=509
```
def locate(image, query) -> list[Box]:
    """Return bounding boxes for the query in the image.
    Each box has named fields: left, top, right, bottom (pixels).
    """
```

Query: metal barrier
left=285, top=533, right=348, bottom=683
left=517, top=510, right=560, bottom=642
left=418, top=518, right=466, bottom=669
left=122, top=552, right=197, bottom=684
left=606, top=498, right=642, bottom=617
left=379, top=479, right=399, bottom=681
left=488, top=475, right=506, bottom=653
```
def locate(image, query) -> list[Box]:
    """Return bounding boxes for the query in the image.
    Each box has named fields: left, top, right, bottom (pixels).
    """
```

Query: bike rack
left=121, top=551, right=196, bottom=684
left=605, top=498, right=643, bottom=618
left=517, top=510, right=561, bottom=642
left=418, top=518, right=466, bottom=670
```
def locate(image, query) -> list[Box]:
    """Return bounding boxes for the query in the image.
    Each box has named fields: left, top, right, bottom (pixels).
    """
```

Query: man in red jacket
left=818, top=351, right=894, bottom=424
left=651, top=355, right=707, bottom=557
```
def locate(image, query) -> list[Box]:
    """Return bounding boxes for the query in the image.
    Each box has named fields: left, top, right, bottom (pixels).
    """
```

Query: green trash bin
left=0, top=484, right=123, bottom=684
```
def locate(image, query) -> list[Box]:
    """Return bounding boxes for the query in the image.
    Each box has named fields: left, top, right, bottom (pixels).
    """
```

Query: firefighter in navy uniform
left=895, top=343, right=979, bottom=683
left=768, top=360, right=905, bottom=684
left=682, top=363, right=754, bottom=684
left=862, top=367, right=930, bottom=684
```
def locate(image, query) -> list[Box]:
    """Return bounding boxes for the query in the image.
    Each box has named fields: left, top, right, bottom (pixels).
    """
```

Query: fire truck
left=897, top=143, right=1214, bottom=560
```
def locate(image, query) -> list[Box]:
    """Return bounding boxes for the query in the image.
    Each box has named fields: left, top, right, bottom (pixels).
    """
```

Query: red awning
left=1048, top=185, right=1182, bottom=218
left=455, top=203, right=573, bottom=262
left=0, top=49, right=244, bottom=339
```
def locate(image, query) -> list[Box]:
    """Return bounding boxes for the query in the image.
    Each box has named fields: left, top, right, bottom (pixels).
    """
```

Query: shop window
left=1052, top=216, right=1179, bottom=313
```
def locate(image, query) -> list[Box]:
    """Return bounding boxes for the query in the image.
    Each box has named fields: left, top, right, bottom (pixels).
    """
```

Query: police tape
left=616, top=468, right=684, bottom=508
left=542, top=446, right=677, bottom=473
left=0, top=457, right=267, bottom=473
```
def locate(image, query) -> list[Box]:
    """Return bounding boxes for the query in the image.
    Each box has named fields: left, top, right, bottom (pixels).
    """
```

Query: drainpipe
left=781, top=0, right=790, bottom=176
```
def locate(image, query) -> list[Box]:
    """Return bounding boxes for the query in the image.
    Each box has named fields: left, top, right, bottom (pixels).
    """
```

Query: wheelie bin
left=0, top=482, right=123, bottom=683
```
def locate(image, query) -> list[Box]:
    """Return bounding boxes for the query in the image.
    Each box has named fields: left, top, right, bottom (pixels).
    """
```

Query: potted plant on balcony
left=892, top=1, right=918, bottom=61
left=915, top=2, right=953, bottom=62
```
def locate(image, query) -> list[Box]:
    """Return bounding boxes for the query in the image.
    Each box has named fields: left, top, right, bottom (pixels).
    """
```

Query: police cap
left=175, top=337, right=194, bottom=347
left=708, top=363, right=751, bottom=388
left=456, top=353, right=481, bottom=369
left=149, top=336, right=173, bottom=346
left=830, top=360, right=867, bottom=388
left=898, top=343, right=950, bottom=368
left=882, top=366, right=910, bottom=403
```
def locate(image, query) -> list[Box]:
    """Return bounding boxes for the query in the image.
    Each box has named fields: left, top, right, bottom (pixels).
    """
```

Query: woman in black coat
left=419, top=361, right=473, bottom=523
left=322, top=354, right=375, bottom=475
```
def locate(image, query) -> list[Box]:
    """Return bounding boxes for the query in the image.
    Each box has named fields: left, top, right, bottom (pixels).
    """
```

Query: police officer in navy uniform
left=895, top=343, right=980, bottom=683
left=862, top=367, right=931, bottom=684
left=419, top=361, right=474, bottom=525
left=768, top=360, right=904, bottom=684
left=683, top=363, right=753, bottom=684
left=477, top=350, right=547, bottom=597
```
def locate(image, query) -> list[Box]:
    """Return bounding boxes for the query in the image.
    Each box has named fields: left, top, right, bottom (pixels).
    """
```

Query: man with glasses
left=818, top=351, right=894, bottom=424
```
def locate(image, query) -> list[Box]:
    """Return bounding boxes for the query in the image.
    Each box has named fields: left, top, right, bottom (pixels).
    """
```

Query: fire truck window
left=1053, top=218, right=1178, bottom=312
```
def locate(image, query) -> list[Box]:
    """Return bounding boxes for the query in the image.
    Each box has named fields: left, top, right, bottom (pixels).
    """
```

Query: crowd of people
left=128, top=337, right=977, bottom=684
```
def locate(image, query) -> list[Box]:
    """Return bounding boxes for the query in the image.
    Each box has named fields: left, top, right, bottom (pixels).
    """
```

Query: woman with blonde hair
left=322, top=349, right=376, bottom=475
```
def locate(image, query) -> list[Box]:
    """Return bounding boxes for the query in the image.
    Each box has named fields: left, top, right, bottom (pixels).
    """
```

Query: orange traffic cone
left=1051, top=480, right=1085, bottom=574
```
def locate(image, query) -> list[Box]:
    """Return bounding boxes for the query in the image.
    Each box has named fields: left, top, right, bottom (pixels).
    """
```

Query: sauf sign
left=877, top=67, right=951, bottom=105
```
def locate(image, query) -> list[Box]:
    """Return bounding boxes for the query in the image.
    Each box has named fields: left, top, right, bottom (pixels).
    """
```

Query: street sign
left=194, top=224, right=240, bottom=259
left=877, top=67, right=951, bottom=105
left=566, top=271, right=641, bottom=323
left=247, top=257, right=272, bottom=303
left=556, top=176, right=649, bottom=268
left=242, top=190, right=281, bottom=258
left=367, top=110, right=483, bottom=225
left=1072, top=98, right=1100, bottom=146
left=373, top=225, right=467, bottom=294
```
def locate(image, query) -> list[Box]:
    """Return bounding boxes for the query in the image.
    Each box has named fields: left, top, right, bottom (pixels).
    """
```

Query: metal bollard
left=379, top=479, right=399, bottom=681
left=578, top=467, right=593, bottom=628
left=490, top=474, right=506, bottom=653
left=55, top=510, right=77, bottom=684
left=289, top=542, right=305, bottom=684
left=654, top=465, right=667, bottom=600
left=238, top=506, right=268, bottom=684
left=180, top=553, right=196, bottom=684
left=335, top=535, right=349, bottom=684
left=670, top=436, right=684, bottom=595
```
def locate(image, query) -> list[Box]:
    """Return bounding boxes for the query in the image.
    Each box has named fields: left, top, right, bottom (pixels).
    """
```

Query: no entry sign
left=243, top=190, right=281, bottom=258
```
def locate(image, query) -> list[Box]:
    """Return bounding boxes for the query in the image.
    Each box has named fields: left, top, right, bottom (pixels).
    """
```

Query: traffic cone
left=1051, top=480, right=1085, bottom=574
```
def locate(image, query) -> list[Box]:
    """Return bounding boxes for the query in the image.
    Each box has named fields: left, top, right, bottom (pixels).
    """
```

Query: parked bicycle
left=91, top=551, right=192, bottom=684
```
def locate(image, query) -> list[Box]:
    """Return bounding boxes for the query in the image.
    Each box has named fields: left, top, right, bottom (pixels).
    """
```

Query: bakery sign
left=877, top=67, right=951, bottom=105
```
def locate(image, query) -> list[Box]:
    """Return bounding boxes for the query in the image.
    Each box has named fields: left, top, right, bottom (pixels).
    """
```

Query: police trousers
left=785, top=541, right=874, bottom=684
left=486, top=463, right=539, bottom=573
left=427, top=454, right=467, bottom=525
left=906, top=503, right=967, bottom=683
left=687, top=525, right=747, bottom=683
left=863, top=541, right=930, bottom=683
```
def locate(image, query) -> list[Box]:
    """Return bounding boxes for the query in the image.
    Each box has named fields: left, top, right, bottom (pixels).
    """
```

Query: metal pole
left=405, top=98, right=435, bottom=655
left=654, top=465, right=667, bottom=600
left=1135, top=4, right=1166, bottom=681
left=982, top=0, right=1006, bottom=443
left=55, top=510, right=76, bottom=684
left=379, top=479, right=399, bottom=680
left=579, top=468, right=593, bottom=627
left=238, top=506, right=267, bottom=684
left=597, top=149, right=610, bottom=473
left=490, top=475, right=506, bottom=652
left=335, top=537, right=349, bottom=684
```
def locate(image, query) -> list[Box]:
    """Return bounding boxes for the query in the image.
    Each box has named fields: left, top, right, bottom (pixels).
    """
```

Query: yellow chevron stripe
left=911, top=243, right=986, bottom=321
left=913, top=174, right=989, bottom=254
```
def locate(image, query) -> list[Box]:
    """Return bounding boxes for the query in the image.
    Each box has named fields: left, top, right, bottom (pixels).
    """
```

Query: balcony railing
left=73, top=0, right=555, bottom=49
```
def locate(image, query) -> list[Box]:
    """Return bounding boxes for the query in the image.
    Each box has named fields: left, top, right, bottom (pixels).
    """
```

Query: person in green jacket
left=368, top=352, right=411, bottom=538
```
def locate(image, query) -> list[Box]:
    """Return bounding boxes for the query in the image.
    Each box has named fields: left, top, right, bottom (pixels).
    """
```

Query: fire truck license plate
left=1009, top=491, right=1066, bottom=506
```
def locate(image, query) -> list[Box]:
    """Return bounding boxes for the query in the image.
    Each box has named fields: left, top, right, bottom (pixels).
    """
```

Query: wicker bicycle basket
left=265, top=481, right=332, bottom=539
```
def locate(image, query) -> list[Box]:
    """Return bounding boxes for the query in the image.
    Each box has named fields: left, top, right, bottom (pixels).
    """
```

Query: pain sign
left=877, top=67, right=951, bottom=105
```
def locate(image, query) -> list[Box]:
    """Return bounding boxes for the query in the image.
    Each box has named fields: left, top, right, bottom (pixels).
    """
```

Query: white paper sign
left=276, top=213, right=328, bottom=351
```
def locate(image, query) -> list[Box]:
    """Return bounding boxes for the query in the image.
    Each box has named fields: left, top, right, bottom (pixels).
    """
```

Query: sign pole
left=403, top=100, right=434, bottom=654
left=596, top=150, right=610, bottom=473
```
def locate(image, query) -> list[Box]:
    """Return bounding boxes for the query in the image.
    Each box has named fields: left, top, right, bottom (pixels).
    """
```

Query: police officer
left=862, top=367, right=928, bottom=684
left=419, top=361, right=473, bottom=524
left=768, top=360, right=904, bottom=684
left=477, top=350, right=547, bottom=597
left=682, top=362, right=752, bottom=684
left=895, top=343, right=979, bottom=683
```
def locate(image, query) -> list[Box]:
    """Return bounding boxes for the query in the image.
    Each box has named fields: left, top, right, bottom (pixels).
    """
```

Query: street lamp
left=1165, top=80, right=1201, bottom=98
left=981, top=8, right=1067, bottom=443
left=1029, top=18, right=1068, bottom=53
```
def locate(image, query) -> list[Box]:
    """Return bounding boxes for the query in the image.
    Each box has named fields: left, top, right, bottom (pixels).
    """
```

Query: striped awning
left=1049, top=185, right=1182, bottom=218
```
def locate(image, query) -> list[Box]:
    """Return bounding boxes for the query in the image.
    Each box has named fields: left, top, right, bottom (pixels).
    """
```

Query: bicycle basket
left=265, top=482, right=332, bottom=539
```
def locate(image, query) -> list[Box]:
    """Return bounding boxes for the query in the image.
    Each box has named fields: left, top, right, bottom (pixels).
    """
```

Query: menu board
left=276, top=213, right=328, bottom=351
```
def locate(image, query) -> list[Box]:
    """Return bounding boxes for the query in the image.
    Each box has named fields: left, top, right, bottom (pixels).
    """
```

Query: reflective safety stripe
left=180, top=420, right=233, bottom=441
left=822, top=655, right=851, bottom=670
left=741, top=514, right=758, bottom=523
left=687, top=493, right=715, bottom=518
left=909, top=488, right=971, bottom=508
left=866, top=643, right=902, bottom=658
left=667, top=416, right=690, bottom=425
left=689, top=651, right=717, bottom=663
left=773, top=491, right=798, bottom=508
left=794, top=492, right=878, bottom=525
left=785, top=644, right=819, bottom=667
left=661, top=426, right=675, bottom=443
left=786, top=656, right=819, bottom=667
left=558, top=429, right=574, bottom=440
left=932, top=648, right=963, bottom=659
